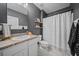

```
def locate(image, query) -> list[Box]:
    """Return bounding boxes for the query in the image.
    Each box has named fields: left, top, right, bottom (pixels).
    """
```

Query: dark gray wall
left=0, top=3, right=7, bottom=35
left=7, top=8, right=28, bottom=26
left=0, top=3, right=7, bottom=23
left=7, top=8, right=29, bottom=34
left=42, top=10, right=48, bottom=18
left=70, top=3, right=79, bottom=21
left=1, top=3, right=41, bottom=35
left=27, top=3, right=41, bottom=35
left=0, top=3, right=43, bottom=35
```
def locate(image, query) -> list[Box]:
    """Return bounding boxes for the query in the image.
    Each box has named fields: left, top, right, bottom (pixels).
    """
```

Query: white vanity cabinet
left=29, top=40, right=38, bottom=56
left=0, top=36, right=41, bottom=56
left=0, top=51, right=2, bottom=56
left=29, top=43, right=38, bottom=56
left=2, top=41, right=29, bottom=56
left=28, top=37, right=41, bottom=56
left=14, top=46, right=29, bottom=56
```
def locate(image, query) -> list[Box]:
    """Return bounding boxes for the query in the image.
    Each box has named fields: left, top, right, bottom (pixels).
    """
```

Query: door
left=14, top=48, right=28, bottom=56
left=3, top=41, right=28, bottom=56
left=0, top=51, right=2, bottom=56
left=29, top=42, right=38, bottom=56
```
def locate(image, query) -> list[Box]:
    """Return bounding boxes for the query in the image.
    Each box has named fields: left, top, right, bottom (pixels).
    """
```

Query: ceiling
left=34, top=3, right=70, bottom=14
left=7, top=3, right=70, bottom=15
left=7, top=3, right=28, bottom=15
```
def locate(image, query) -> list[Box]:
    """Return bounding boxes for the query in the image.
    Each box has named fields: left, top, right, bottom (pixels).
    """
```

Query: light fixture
left=23, top=3, right=28, bottom=8
left=18, top=3, right=28, bottom=8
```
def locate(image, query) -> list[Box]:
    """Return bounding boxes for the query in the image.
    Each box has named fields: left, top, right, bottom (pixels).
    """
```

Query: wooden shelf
left=35, top=26, right=42, bottom=29
left=34, top=21, right=43, bottom=29
left=34, top=21, right=43, bottom=24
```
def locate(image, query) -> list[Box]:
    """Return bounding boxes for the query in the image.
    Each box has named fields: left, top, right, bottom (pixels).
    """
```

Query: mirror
left=7, top=3, right=28, bottom=30
left=7, top=15, right=21, bottom=29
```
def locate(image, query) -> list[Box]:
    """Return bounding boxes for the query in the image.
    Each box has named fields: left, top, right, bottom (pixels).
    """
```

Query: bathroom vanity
left=0, top=34, right=41, bottom=56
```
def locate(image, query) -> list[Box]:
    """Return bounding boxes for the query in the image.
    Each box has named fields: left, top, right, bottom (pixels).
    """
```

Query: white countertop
left=0, top=35, right=41, bottom=49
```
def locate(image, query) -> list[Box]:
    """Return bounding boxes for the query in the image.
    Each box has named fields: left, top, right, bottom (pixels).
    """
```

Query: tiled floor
left=38, top=46, right=71, bottom=56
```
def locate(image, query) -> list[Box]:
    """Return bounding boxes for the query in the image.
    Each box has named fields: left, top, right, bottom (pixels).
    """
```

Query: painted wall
left=7, top=8, right=28, bottom=26
left=0, top=3, right=7, bottom=23
left=70, top=3, right=79, bottom=21
left=7, top=8, right=29, bottom=34
left=0, top=3, right=41, bottom=35
left=0, top=3, right=7, bottom=35
left=27, top=3, right=41, bottom=35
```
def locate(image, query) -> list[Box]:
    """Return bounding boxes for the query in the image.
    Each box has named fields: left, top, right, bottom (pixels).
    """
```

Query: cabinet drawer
left=2, top=41, right=28, bottom=56
left=14, top=47, right=28, bottom=56
left=29, top=37, right=41, bottom=45
left=28, top=37, right=40, bottom=56
left=29, top=42, right=38, bottom=56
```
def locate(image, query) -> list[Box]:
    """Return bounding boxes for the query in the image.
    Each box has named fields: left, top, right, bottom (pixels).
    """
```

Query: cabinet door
left=13, top=50, right=25, bottom=56
left=29, top=42, right=38, bottom=56
left=0, top=51, right=2, bottom=56
left=3, top=41, right=28, bottom=56
left=14, top=46, right=28, bottom=56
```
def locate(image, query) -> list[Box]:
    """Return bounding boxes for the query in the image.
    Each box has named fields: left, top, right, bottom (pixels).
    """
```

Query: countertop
left=0, top=34, right=41, bottom=50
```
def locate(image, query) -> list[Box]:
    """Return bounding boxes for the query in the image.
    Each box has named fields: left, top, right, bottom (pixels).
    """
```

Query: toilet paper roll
left=39, top=41, right=49, bottom=49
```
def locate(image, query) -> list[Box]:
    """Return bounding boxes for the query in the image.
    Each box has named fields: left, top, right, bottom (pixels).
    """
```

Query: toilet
left=38, top=40, right=49, bottom=49
left=38, top=40, right=51, bottom=56
left=38, top=40, right=66, bottom=56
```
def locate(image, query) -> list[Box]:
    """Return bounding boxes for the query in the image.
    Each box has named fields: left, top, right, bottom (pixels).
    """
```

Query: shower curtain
left=43, top=11, right=73, bottom=56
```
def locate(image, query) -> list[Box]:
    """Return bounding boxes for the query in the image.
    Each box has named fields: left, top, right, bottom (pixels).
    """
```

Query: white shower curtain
left=43, top=11, right=72, bottom=55
left=65, top=11, right=73, bottom=55
left=60, top=11, right=72, bottom=55
left=60, top=12, right=66, bottom=51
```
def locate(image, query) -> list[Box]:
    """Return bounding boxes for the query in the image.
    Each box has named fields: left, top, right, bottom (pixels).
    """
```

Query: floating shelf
left=34, top=21, right=43, bottom=28
left=34, top=21, right=43, bottom=24
left=35, top=26, right=42, bottom=28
